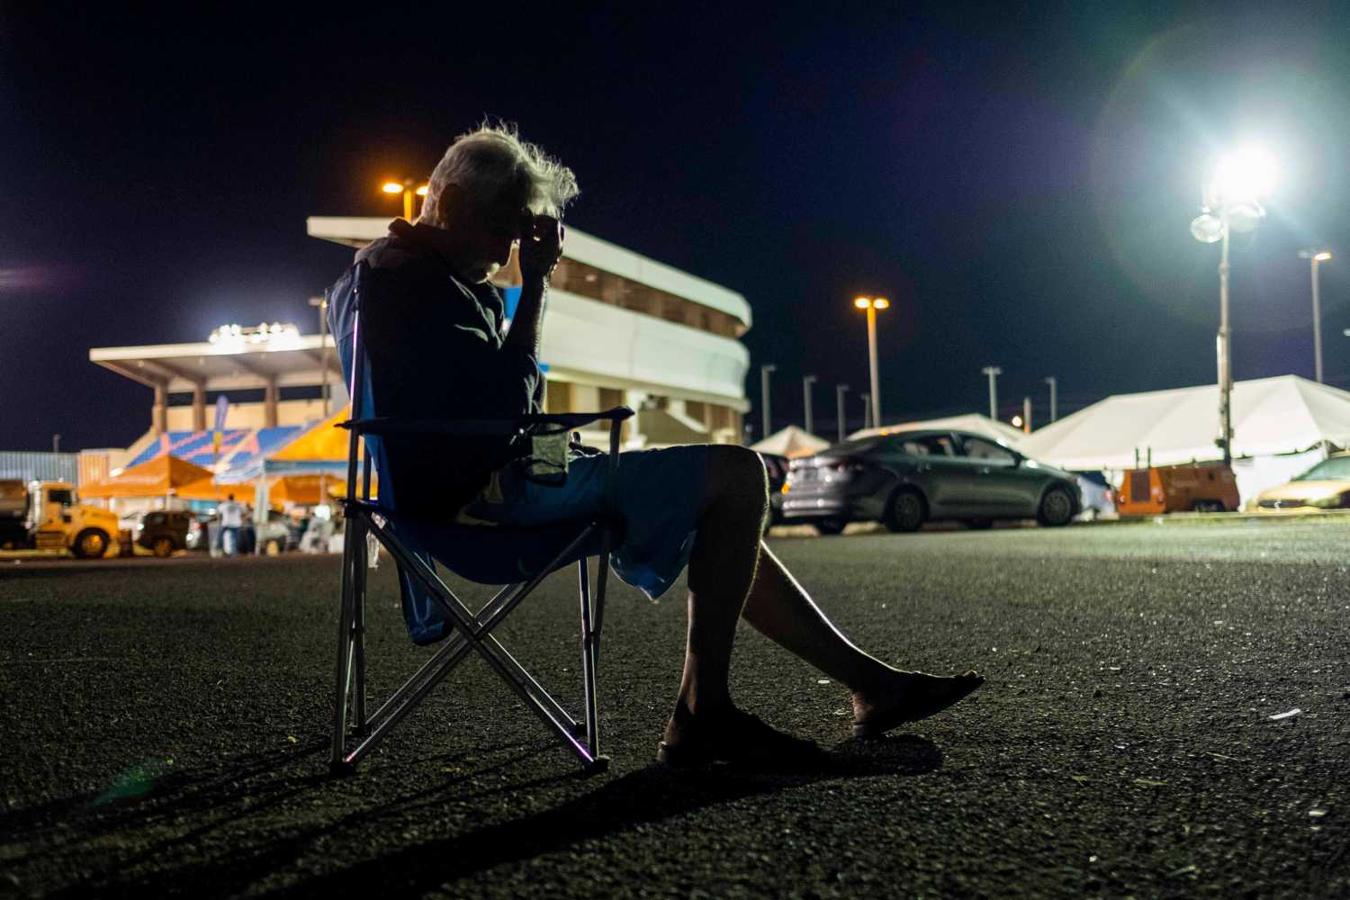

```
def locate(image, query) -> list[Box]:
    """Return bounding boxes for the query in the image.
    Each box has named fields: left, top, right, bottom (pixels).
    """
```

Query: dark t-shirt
left=348, top=222, right=542, bottom=515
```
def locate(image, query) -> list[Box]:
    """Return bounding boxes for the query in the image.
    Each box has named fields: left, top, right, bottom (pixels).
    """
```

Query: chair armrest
left=520, top=407, right=634, bottom=431
left=340, top=407, right=634, bottom=438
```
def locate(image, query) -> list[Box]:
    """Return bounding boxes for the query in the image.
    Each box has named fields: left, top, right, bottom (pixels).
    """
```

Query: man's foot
left=657, top=703, right=825, bottom=770
left=851, top=670, right=984, bottom=739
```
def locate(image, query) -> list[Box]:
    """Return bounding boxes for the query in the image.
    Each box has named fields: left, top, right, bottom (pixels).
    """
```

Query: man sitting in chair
left=350, top=123, right=982, bottom=768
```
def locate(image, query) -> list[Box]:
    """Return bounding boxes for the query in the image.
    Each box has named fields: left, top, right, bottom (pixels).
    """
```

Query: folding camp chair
left=328, top=260, right=633, bottom=775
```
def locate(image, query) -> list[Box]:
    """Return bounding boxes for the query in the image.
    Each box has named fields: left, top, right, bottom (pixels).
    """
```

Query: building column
left=264, top=378, right=278, bottom=428
left=191, top=383, right=206, bottom=431
left=152, top=383, right=169, bottom=435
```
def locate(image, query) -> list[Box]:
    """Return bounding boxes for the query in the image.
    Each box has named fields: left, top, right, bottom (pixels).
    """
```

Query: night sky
left=4, top=3, right=1350, bottom=451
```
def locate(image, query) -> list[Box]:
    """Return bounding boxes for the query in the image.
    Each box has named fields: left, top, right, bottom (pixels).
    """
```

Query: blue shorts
left=459, top=445, right=714, bottom=599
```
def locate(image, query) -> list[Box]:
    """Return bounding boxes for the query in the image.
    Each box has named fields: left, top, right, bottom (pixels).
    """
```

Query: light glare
left=1209, top=145, right=1278, bottom=207
left=381, top=182, right=404, bottom=194
left=415, top=184, right=429, bottom=196
left=854, top=297, right=870, bottom=309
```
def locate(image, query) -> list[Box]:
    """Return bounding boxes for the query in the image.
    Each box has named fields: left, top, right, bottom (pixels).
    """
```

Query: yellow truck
left=0, top=479, right=120, bottom=558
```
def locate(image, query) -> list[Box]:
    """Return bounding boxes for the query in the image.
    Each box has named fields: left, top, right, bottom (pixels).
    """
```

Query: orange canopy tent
left=82, top=455, right=216, bottom=499
left=178, top=474, right=326, bottom=506
left=175, top=477, right=237, bottom=502
left=267, top=474, right=335, bottom=505
left=269, top=406, right=357, bottom=465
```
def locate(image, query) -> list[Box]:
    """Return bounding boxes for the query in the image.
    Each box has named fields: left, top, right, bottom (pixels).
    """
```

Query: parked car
left=185, top=512, right=297, bottom=554
left=133, top=510, right=192, bottom=557
left=781, top=428, right=1081, bottom=534
left=758, top=453, right=790, bottom=531
left=1245, top=452, right=1350, bottom=512
left=1075, top=471, right=1117, bottom=520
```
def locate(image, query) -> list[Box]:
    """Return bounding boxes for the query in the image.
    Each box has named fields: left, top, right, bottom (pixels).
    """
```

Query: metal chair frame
left=329, top=264, right=630, bottom=776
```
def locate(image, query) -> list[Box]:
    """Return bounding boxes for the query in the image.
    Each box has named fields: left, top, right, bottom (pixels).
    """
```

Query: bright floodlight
left=1209, top=145, right=1278, bottom=207
left=381, top=182, right=404, bottom=194
left=854, top=297, right=871, bottom=309
left=874, top=298, right=890, bottom=309
left=415, top=184, right=429, bottom=196
left=1316, top=251, right=1333, bottom=261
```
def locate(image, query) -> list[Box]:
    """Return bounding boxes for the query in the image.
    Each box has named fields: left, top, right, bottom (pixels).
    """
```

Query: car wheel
left=884, top=489, right=926, bottom=533
left=1037, top=486, right=1075, bottom=527
left=152, top=536, right=175, bottom=557
left=814, top=519, right=847, bottom=536
left=966, top=518, right=993, bottom=530
left=72, top=528, right=110, bottom=559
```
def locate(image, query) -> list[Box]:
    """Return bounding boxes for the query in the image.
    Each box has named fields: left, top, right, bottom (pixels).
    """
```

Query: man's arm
left=505, top=275, right=548, bottom=357
left=504, top=215, right=563, bottom=357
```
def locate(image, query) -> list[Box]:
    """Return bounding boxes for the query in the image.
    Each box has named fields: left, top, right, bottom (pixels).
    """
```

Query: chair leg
left=352, top=518, right=369, bottom=734
left=577, top=559, right=600, bottom=758
left=367, top=515, right=602, bottom=767
left=330, top=512, right=361, bottom=772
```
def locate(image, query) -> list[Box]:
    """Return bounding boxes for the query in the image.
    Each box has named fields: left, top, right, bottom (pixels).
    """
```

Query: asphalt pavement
left=2, top=519, right=1347, bottom=898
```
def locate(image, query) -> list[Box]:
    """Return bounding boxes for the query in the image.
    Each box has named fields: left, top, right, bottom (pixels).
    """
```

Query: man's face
left=440, top=188, right=531, bottom=283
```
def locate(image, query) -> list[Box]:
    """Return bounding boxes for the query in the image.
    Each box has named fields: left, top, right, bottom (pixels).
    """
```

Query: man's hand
left=518, top=214, right=564, bottom=283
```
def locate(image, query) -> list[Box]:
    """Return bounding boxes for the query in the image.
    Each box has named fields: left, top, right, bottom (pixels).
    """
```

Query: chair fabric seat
left=392, top=514, right=606, bottom=586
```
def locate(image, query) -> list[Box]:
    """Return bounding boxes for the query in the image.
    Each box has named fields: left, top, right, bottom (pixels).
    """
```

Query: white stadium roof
left=90, top=332, right=339, bottom=392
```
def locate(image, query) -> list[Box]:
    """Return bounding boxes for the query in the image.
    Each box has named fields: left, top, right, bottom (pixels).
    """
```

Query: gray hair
left=418, top=123, right=579, bottom=225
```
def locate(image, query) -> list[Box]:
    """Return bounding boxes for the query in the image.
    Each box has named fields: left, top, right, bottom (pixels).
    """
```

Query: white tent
left=750, top=425, right=830, bottom=458
left=849, top=413, right=1028, bottom=448
left=1020, top=375, right=1350, bottom=471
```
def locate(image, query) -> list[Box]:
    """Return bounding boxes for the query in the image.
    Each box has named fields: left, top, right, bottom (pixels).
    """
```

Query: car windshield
left=1294, top=456, right=1350, bottom=481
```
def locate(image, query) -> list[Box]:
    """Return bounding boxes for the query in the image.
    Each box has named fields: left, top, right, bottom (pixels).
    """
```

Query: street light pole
left=861, top=393, right=872, bottom=429
left=1190, top=144, right=1274, bottom=466
left=835, top=384, right=849, bottom=443
left=760, top=363, right=776, bottom=439
left=802, top=374, right=817, bottom=435
left=981, top=366, right=1002, bottom=420
left=853, top=296, right=889, bottom=430
left=1299, top=250, right=1333, bottom=383
left=1044, top=376, right=1057, bottom=423
left=382, top=178, right=430, bottom=220
left=1217, top=228, right=1233, bottom=463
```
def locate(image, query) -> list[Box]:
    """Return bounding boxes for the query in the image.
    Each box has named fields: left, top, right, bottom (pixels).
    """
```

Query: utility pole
left=308, top=296, right=331, bottom=417
left=981, top=366, right=1002, bottom=420
left=836, top=384, right=849, bottom=443
left=1044, top=376, right=1057, bottom=423
left=861, top=392, right=872, bottom=429
left=1299, top=250, right=1332, bottom=383
left=802, top=374, right=817, bottom=435
left=1022, top=396, right=1032, bottom=433
left=51, top=434, right=60, bottom=454
left=760, top=364, right=776, bottom=439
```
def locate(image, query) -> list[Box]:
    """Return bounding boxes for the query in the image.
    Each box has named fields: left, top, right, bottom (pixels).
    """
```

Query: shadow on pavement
left=268, top=734, right=941, bottom=898
left=4, top=734, right=939, bottom=898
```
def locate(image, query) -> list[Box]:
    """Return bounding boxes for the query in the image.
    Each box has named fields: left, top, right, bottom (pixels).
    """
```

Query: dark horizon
left=4, top=3, right=1350, bottom=451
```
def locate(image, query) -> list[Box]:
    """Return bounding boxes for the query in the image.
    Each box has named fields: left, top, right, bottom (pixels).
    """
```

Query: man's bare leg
left=664, top=447, right=979, bottom=756
left=668, top=448, right=767, bottom=721
left=741, top=543, right=982, bottom=736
